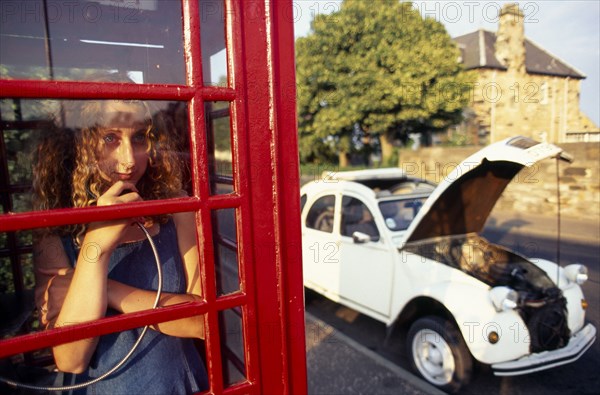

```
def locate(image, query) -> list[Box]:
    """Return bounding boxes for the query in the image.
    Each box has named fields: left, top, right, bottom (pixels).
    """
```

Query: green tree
left=296, top=0, right=476, bottom=165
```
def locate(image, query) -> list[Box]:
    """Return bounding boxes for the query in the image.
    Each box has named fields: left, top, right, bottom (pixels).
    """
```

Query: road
left=304, top=228, right=600, bottom=395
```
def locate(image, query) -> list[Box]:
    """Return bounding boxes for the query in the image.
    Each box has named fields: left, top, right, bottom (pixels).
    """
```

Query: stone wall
left=397, top=142, right=599, bottom=219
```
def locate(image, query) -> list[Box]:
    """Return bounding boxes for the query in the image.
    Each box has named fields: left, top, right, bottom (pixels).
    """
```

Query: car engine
left=404, top=234, right=571, bottom=352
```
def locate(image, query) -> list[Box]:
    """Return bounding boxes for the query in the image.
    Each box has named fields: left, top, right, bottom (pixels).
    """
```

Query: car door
left=302, top=193, right=342, bottom=295
left=338, top=194, right=395, bottom=319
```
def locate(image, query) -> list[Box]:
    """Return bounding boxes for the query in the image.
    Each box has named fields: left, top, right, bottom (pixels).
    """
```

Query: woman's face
left=96, top=101, right=151, bottom=186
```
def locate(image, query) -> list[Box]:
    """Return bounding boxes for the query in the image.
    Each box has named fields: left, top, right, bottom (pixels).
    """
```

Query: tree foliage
left=296, top=0, right=476, bottom=164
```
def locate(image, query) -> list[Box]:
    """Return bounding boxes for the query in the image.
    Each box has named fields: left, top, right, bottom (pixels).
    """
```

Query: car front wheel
left=407, top=316, right=472, bottom=393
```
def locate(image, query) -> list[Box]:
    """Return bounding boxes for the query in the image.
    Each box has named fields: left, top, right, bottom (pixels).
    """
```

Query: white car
left=300, top=136, right=596, bottom=393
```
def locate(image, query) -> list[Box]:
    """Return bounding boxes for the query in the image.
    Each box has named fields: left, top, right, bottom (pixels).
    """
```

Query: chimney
left=495, top=3, right=526, bottom=74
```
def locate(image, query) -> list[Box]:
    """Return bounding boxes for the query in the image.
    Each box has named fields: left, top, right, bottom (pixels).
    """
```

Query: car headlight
left=564, top=264, right=588, bottom=285
left=490, top=286, right=518, bottom=312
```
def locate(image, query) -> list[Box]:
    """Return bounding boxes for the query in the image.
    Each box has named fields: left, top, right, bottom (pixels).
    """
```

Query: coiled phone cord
left=0, top=222, right=162, bottom=392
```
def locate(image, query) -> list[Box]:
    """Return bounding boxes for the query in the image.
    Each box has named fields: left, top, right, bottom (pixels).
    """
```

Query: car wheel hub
left=412, top=328, right=455, bottom=385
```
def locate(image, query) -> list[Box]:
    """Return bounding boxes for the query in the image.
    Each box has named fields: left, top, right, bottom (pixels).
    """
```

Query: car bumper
left=492, top=323, right=596, bottom=376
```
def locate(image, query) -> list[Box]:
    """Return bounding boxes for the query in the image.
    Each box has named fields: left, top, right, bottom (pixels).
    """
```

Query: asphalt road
left=304, top=229, right=600, bottom=395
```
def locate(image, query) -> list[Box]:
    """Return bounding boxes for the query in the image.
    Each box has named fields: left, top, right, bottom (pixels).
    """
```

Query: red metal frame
left=0, top=0, right=306, bottom=394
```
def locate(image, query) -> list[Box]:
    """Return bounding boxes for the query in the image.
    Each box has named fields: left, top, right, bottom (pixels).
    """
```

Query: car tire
left=407, top=316, right=472, bottom=393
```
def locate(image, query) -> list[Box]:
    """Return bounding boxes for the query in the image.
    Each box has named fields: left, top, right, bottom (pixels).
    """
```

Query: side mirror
left=352, top=231, right=372, bottom=244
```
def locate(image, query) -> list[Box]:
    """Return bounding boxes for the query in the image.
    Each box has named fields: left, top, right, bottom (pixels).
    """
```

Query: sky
left=292, top=0, right=600, bottom=126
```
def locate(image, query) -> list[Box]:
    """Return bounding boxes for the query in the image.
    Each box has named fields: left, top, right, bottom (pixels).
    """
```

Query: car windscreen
left=378, top=197, right=428, bottom=231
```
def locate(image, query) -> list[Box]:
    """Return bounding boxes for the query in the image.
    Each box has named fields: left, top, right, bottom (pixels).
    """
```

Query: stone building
left=453, top=3, right=599, bottom=145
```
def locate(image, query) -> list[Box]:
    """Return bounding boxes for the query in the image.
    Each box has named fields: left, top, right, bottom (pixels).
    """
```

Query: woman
left=33, top=98, right=208, bottom=394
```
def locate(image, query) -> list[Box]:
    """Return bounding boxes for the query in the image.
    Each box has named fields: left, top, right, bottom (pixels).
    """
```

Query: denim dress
left=61, top=219, right=208, bottom=395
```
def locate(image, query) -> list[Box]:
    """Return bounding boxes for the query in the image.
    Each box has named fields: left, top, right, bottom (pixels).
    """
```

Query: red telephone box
left=0, top=1, right=307, bottom=393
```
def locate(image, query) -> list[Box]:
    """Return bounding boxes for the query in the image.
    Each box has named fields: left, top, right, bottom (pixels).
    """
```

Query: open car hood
left=402, top=136, right=573, bottom=244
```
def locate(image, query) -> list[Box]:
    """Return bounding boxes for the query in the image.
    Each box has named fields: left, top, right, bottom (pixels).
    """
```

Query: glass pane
left=17, top=230, right=33, bottom=248
left=306, top=195, right=336, bottom=233
left=0, top=256, right=14, bottom=294
left=206, top=101, right=233, bottom=195
left=219, top=308, right=246, bottom=387
left=200, top=0, right=227, bottom=86
left=378, top=197, right=427, bottom=231
left=20, top=253, right=35, bottom=291
left=0, top=215, right=208, bottom=392
left=0, top=0, right=185, bottom=84
left=0, top=234, right=34, bottom=300
left=10, top=192, right=32, bottom=213
left=1, top=252, right=37, bottom=341
left=341, top=196, right=379, bottom=240
left=212, top=208, right=239, bottom=295
left=0, top=98, right=190, bottom=213
left=3, top=129, right=35, bottom=185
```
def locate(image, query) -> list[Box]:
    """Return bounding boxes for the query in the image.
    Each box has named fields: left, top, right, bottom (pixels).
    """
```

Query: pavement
left=303, top=210, right=599, bottom=395
left=305, top=312, right=446, bottom=395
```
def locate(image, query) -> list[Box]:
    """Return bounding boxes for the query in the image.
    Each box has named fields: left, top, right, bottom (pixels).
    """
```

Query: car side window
left=341, top=196, right=380, bottom=241
left=300, top=194, right=307, bottom=214
left=306, top=195, right=336, bottom=233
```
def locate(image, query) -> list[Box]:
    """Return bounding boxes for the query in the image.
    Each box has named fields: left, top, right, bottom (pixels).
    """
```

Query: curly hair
left=33, top=99, right=184, bottom=242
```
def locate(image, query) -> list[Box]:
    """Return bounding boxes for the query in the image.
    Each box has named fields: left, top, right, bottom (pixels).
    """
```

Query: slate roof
left=453, top=29, right=585, bottom=79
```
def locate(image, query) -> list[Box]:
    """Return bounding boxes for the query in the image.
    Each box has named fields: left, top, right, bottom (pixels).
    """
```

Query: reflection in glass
left=17, top=230, right=33, bottom=248
left=219, top=308, right=246, bottom=387
left=212, top=209, right=239, bottom=295
left=206, top=102, right=233, bottom=195
left=0, top=213, right=208, bottom=390
left=341, top=196, right=380, bottom=241
left=0, top=97, right=190, bottom=213
left=10, top=193, right=33, bottom=213
left=1, top=250, right=37, bottom=340
left=306, top=195, right=336, bottom=233
left=0, top=256, right=14, bottom=294
left=0, top=246, right=34, bottom=294
left=378, top=197, right=428, bottom=231
left=200, top=1, right=228, bottom=86
left=0, top=1, right=185, bottom=84
left=1, top=127, right=208, bottom=392
left=3, top=129, right=35, bottom=185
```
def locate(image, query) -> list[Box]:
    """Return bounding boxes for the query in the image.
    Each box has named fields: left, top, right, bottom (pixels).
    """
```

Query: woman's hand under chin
left=86, top=181, right=144, bottom=251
